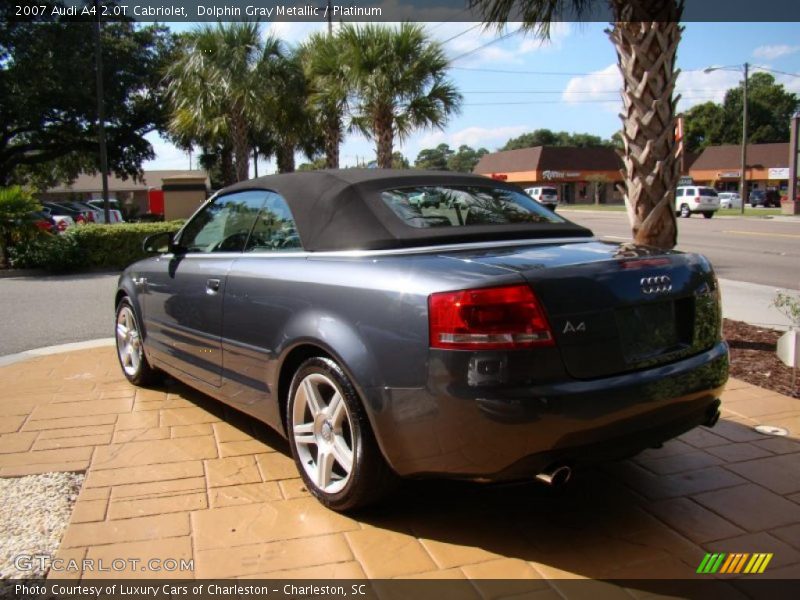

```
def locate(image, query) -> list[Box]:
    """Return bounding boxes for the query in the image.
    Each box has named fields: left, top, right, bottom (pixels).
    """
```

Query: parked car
left=524, top=186, right=559, bottom=211
left=116, top=170, right=728, bottom=511
left=29, top=211, right=56, bottom=233
left=748, top=189, right=781, bottom=208
left=85, top=199, right=125, bottom=223
left=41, top=201, right=88, bottom=225
left=717, top=192, right=741, bottom=210
left=40, top=207, right=74, bottom=233
left=675, top=186, right=720, bottom=218
left=56, top=201, right=102, bottom=223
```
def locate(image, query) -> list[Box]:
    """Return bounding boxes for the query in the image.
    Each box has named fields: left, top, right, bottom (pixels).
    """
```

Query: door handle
left=206, top=278, right=221, bottom=294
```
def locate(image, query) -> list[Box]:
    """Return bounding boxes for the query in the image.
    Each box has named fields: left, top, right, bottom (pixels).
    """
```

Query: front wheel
left=287, top=357, right=396, bottom=511
left=703, top=212, right=714, bottom=219
left=680, top=204, right=691, bottom=218
left=115, top=298, right=161, bottom=386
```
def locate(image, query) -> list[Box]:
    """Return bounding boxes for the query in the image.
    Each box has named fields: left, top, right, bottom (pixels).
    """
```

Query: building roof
left=220, top=169, right=591, bottom=252
left=691, top=143, right=789, bottom=170
left=473, top=146, right=622, bottom=175
left=47, top=170, right=210, bottom=193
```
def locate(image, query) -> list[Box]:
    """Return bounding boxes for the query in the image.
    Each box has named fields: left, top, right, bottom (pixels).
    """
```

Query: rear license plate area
left=616, top=300, right=691, bottom=363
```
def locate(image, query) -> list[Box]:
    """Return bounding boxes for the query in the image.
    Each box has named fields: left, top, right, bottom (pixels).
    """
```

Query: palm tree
left=300, top=32, right=352, bottom=169
left=471, top=0, right=683, bottom=250
left=339, top=23, right=462, bottom=169
left=165, top=24, right=284, bottom=183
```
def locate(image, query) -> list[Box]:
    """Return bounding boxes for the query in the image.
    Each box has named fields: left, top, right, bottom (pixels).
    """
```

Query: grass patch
left=558, top=205, right=783, bottom=217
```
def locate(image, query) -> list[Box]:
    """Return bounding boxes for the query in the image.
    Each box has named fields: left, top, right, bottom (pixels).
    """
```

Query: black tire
left=703, top=212, right=714, bottom=219
left=680, top=204, right=691, bottom=218
left=286, top=357, right=396, bottom=511
left=751, top=203, right=757, bottom=208
left=115, top=297, right=162, bottom=386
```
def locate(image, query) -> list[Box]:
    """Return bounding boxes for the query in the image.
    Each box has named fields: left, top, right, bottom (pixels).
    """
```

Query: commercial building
left=473, top=146, right=628, bottom=204
left=688, top=143, right=790, bottom=196
left=39, top=170, right=210, bottom=216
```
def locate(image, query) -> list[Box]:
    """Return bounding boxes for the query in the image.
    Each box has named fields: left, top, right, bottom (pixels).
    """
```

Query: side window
left=245, top=192, right=302, bottom=252
left=675, top=189, right=684, bottom=197
left=178, top=191, right=266, bottom=253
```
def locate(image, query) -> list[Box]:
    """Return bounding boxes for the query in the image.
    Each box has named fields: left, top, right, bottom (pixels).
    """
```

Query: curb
left=0, top=338, right=115, bottom=368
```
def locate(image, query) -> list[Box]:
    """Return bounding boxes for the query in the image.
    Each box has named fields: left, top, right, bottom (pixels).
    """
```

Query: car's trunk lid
left=440, top=240, right=720, bottom=380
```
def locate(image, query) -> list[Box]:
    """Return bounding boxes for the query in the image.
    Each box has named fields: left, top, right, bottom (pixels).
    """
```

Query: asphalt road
left=560, top=210, right=800, bottom=290
left=1, top=213, right=798, bottom=356
left=0, top=272, right=119, bottom=356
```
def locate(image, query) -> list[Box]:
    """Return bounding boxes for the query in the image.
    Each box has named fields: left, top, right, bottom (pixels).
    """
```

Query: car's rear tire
left=287, top=357, right=396, bottom=512
left=115, top=298, right=161, bottom=386
left=703, top=212, right=714, bottom=219
left=680, top=204, right=691, bottom=218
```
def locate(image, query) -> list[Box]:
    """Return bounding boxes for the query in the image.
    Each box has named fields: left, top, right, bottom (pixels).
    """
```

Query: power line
left=439, top=23, right=482, bottom=46
left=451, top=66, right=712, bottom=76
left=753, top=65, right=800, bottom=78
left=448, top=29, right=521, bottom=63
left=462, top=95, right=722, bottom=106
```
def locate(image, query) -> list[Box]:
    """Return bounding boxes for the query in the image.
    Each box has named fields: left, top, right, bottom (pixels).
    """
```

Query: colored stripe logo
left=697, top=553, right=773, bottom=574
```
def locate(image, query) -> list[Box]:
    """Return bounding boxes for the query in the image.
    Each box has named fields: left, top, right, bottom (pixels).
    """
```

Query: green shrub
left=8, top=233, right=83, bottom=272
left=7, top=221, right=184, bottom=272
left=69, top=221, right=185, bottom=269
left=0, top=186, right=42, bottom=267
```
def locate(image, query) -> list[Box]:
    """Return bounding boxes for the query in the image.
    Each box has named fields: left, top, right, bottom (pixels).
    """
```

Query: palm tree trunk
left=277, top=142, right=296, bottom=173
left=375, top=113, right=394, bottom=169
left=220, top=147, right=236, bottom=187
left=325, top=118, right=341, bottom=169
left=609, top=18, right=682, bottom=250
left=231, top=113, right=250, bottom=182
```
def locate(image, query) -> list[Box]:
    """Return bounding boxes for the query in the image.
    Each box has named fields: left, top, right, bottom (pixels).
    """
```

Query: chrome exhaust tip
left=535, top=465, right=572, bottom=487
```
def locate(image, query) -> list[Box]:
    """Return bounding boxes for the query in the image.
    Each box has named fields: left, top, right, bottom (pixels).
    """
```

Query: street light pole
left=93, top=0, right=110, bottom=224
left=740, top=62, right=748, bottom=215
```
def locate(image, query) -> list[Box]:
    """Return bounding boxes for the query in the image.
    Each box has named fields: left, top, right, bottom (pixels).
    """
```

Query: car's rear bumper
left=370, top=341, right=729, bottom=479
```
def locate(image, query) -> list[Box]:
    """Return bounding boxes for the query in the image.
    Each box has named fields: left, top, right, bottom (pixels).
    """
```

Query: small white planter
left=777, top=329, right=799, bottom=368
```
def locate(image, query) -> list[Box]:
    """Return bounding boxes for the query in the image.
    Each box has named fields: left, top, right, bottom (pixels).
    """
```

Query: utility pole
left=739, top=62, right=749, bottom=215
left=93, top=0, right=110, bottom=224
left=789, top=112, right=799, bottom=213
left=327, top=0, right=332, bottom=36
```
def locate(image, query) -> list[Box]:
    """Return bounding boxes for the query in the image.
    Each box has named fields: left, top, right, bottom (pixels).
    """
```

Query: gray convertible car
left=116, top=170, right=728, bottom=510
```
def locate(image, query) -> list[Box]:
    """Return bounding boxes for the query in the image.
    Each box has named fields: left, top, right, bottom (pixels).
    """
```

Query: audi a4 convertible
left=115, top=170, right=728, bottom=510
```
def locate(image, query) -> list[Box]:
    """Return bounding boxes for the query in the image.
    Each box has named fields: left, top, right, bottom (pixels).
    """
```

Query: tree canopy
left=0, top=12, right=175, bottom=188
left=501, top=129, right=618, bottom=151
left=683, top=72, right=800, bottom=153
left=414, top=143, right=488, bottom=172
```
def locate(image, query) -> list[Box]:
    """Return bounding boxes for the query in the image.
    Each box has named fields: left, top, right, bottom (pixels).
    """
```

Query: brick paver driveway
left=1, top=347, right=799, bottom=588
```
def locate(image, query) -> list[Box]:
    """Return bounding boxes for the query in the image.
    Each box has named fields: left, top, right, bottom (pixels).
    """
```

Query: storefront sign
left=768, top=167, right=790, bottom=179
left=542, top=170, right=582, bottom=180
left=718, top=171, right=741, bottom=178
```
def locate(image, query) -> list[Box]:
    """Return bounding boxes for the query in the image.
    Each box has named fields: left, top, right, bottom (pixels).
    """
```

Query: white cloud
left=675, top=68, right=741, bottom=110
left=142, top=133, right=192, bottom=171
left=562, top=64, right=621, bottom=112
left=753, top=45, right=800, bottom=60
left=417, top=125, right=530, bottom=150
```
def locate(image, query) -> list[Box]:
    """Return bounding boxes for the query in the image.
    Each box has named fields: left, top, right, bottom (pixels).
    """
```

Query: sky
left=143, top=21, right=800, bottom=175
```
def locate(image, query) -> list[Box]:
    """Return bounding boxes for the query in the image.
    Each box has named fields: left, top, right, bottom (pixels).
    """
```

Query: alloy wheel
left=291, top=372, right=355, bottom=494
left=116, top=305, right=142, bottom=377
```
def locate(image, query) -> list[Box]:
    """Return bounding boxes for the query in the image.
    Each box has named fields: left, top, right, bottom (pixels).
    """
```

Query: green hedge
left=8, top=221, right=184, bottom=272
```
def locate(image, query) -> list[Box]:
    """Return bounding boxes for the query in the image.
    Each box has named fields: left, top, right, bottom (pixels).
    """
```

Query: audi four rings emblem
left=640, top=275, right=672, bottom=294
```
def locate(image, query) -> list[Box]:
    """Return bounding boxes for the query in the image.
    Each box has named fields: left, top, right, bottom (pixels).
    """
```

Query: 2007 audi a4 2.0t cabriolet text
left=115, top=170, right=728, bottom=511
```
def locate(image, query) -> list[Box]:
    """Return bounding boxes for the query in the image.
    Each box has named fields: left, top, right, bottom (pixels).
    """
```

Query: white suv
left=524, top=186, right=559, bottom=211
left=675, top=186, right=720, bottom=219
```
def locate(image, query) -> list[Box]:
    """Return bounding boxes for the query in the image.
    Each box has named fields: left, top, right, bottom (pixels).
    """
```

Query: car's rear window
left=540, top=187, right=558, bottom=195
left=381, top=185, right=566, bottom=228
left=699, top=188, right=718, bottom=197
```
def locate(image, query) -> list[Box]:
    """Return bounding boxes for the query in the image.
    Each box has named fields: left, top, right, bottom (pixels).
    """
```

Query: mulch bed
left=724, top=319, right=799, bottom=399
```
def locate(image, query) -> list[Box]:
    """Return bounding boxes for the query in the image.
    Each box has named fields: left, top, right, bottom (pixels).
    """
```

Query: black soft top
left=220, top=169, right=592, bottom=252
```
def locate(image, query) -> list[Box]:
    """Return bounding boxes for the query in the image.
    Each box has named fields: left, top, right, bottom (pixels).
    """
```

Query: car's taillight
left=428, top=284, right=554, bottom=350
left=57, top=220, right=67, bottom=232
left=86, top=212, right=95, bottom=222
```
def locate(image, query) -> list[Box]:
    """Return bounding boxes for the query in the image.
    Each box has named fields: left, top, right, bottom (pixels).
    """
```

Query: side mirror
left=142, top=231, right=176, bottom=254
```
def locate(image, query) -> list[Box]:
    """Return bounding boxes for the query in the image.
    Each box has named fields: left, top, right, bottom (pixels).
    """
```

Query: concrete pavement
left=720, top=279, right=797, bottom=331
left=0, top=346, right=799, bottom=586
